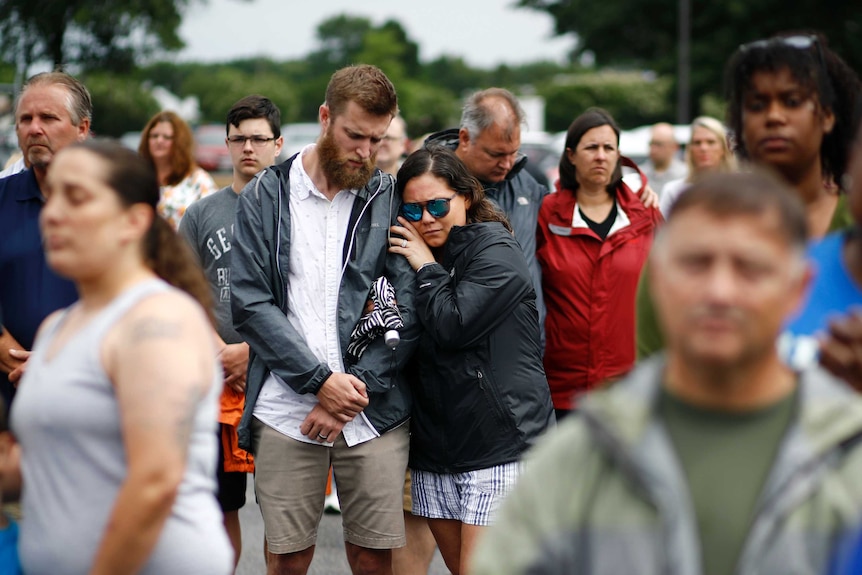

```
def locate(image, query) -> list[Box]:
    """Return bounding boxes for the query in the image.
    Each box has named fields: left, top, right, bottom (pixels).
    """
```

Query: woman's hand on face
left=389, top=217, right=435, bottom=271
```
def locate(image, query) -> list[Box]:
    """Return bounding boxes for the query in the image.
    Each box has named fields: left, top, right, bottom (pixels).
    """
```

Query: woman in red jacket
left=537, top=108, right=662, bottom=418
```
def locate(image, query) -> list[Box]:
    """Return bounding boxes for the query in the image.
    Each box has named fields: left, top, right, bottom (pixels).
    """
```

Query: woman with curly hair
left=638, top=32, right=862, bottom=358
left=139, top=111, right=217, bottom=229
left=726, top=32, right=859, bottom=234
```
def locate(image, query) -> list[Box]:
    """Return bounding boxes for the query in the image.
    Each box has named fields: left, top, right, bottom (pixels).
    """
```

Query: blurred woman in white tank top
left=10, top=139, right=232, bottom=574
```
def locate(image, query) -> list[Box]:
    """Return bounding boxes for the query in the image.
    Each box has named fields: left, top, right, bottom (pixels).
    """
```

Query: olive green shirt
left=658, top=386, right=798, bottom=575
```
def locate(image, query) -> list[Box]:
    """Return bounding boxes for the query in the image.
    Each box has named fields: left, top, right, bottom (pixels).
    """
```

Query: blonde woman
left=659, top=116, right=736, bottom=216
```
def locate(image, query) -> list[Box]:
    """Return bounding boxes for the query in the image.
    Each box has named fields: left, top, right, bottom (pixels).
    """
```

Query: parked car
left=278, top=122, right=321, bottom=162
left=0, top=123, right=17, bottom=169
left=520, top=131, right=561, bottom=189
left=194, top=124, right=231, bottom=172
left=120, top=131, right=142, bottom=151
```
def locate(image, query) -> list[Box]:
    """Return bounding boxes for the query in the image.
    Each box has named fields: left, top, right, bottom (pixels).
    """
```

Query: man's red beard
left=317, top=127, right=376, bottom=190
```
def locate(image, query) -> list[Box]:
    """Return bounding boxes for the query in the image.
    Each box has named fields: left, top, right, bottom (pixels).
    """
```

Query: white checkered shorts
left=410, top=462, right=523, bottom=526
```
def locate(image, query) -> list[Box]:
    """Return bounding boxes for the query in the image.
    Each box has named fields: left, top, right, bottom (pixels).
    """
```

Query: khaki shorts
left=402, top=469, right=413, bottom=512
left=251, top=417, right=409, bottom=553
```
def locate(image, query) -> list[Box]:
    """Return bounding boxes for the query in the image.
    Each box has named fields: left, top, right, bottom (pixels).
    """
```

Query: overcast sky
left=178, top=0, right=573, bottom=68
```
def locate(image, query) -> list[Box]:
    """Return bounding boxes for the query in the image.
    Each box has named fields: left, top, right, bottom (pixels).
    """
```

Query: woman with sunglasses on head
left=10, top=140, right=233, bottom=574
left=538, top=107, right=662, bottom=420
left=138, top=111, right=217, bottom=229
left=727, top=33, right=859, bottom=236
left=388, top=145, right=554, bottom=575
left=638, top=31, right=862, bottom=359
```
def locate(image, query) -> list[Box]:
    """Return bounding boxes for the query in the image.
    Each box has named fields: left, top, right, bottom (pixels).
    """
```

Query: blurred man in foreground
left=471, top=171, right=862, bottom=575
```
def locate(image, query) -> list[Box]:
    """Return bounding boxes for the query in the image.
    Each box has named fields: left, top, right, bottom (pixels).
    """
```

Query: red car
left=194, top=124, right=231, bottom=172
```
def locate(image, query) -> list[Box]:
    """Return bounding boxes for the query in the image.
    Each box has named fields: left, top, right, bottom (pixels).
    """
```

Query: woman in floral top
left=138, top=111, right=217, bottom=229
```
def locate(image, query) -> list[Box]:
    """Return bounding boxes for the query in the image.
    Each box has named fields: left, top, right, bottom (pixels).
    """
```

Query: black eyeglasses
left=227, top=136, right=276, bottom=148
left=400, top=195, right=457, bottom=222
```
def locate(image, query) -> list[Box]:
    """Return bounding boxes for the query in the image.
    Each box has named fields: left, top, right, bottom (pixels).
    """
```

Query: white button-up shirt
left=253, top=145, right=379, bottom=447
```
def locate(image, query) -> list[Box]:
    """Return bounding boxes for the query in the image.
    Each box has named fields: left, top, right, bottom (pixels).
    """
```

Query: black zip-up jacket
left=231, top=155, right=419, bottom=453
left=424, top=129, right=549, bottom=346
left=409, top=222, right=554, bottom=473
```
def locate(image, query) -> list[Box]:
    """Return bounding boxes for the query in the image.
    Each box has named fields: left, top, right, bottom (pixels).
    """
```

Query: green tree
left=0, top=0, right=196, bottom=74
left=421, top=56, right=488, bottom=98
left=180, top=67, right=299, bottom=124
left=298, top=14, right=435, bottom=123
left=397, top=79, right=461, bottom=136
left=308, top=14, right=374, bottom=69
left=538, top=72, right=673, bottom=132
left=519, top=0, right=862, bottom=118
left=82, top=74, right=161, bottom=137
left=141, top=61, right=200, bottom=96
left=355, top=26, right=418, bottom=84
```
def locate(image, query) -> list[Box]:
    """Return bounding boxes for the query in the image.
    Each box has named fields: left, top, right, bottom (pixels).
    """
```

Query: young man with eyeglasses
left=178, top=94, right=284, bottom=567
left=230, top=66, right=419, bottom=575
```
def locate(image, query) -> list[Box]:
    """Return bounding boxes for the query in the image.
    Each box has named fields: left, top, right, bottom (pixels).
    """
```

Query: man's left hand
left=219, top=342, right=249, bottom=394
left=300, top=403, right=347, bottom=443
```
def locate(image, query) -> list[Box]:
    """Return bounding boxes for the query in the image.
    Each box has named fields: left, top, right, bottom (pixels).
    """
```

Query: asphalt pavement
left=235, top=474, right=450, bottom=574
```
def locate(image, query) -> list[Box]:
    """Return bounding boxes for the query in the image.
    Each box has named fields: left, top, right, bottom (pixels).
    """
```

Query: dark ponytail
left=69, top=139, right=215, bottom=325
left=145, top=216, right=215, bottom=326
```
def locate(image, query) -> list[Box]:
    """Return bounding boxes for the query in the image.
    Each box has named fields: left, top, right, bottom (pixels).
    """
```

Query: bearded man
left=231, top=65, right=418, bottom=575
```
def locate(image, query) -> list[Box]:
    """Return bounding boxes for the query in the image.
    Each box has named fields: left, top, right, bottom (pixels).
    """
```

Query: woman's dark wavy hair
left=725, top=31, right=861, bottom=186
left=396, top=146, right=512, bottom=232
left=69, top=139, right=214, bottom=324
left=558, top=107, right=622, bottom=192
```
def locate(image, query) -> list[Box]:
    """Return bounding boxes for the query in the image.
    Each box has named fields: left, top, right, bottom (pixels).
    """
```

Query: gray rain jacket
left=471, top=357, right=862, bottom=575
left=231, top=155, right=418, bottom=452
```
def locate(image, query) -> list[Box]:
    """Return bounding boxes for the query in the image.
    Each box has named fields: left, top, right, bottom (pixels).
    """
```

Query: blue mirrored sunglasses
left=400, top=195, right=457, bottom=222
